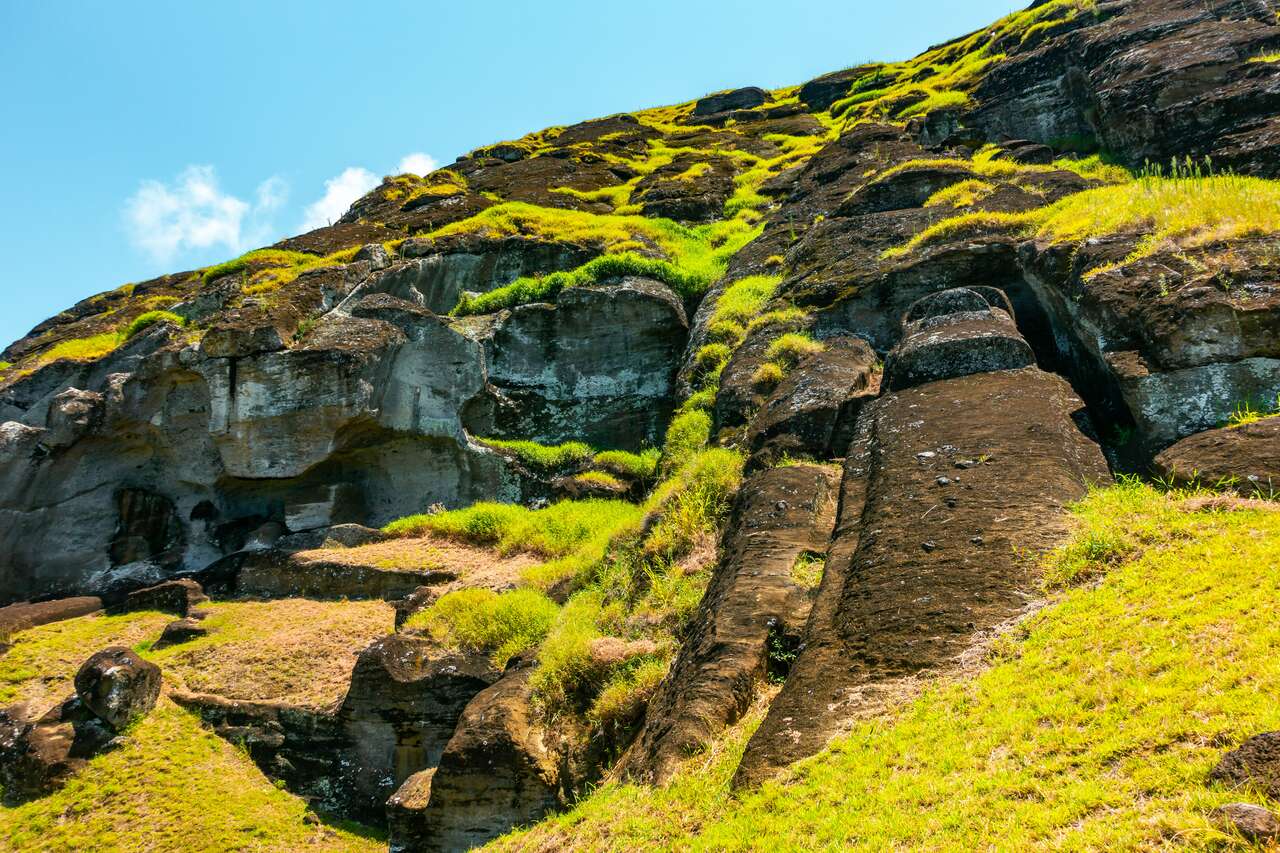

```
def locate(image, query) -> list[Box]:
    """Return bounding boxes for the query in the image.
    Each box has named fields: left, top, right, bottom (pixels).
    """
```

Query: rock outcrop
left=620, top=464, right=837, bottom=784
left=733, top=296, right=1109, bottom=785
left=1155, top=416, right=1280, bottom=495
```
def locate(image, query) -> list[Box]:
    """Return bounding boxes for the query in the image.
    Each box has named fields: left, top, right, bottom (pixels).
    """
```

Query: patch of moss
left=478, top=437, right=595, bottom=472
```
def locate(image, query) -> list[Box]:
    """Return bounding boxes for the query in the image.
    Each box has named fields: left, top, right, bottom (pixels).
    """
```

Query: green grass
left=593, top=449, right=662, bottom=482
left=924, top=178, right=997, bottom=208
left=1225, top=393, right=1280, bottom=429
left=493, top=480, right=1280, bottom=851
left=121, top=310, right=186, bottom=341
left=201, top=246, right=361, bottom=292
left=433, top=201, right=762, bottom=315
left=659, top=410, right=713, bottom=477
left=384, top=499, right=643, bottom=561
left=478, top=437, right=594, bottom=472
left=0, top=701, right=382, bottom=853
left=403, top=587, right=560, bottom=667
left=573, top=471, right=626, bottom=490
left=25, top=332, right=123, bottom=369
left=884, top=172, right=1280, bottom=275
left=1248, top=51, right=1280, bottom=64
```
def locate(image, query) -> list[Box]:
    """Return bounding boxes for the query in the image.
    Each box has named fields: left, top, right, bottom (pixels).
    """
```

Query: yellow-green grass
left=445, top=202, right=763, bottom=315
left=0, top=700, right=381, bottom=853
left=593, top=448, right=661, bottom=482
left=1225, top=394, right=1280, bottom=429
left=202, top=246, right=361, bottom=293
left=885, top=173, right=1280, bottom=276
left=121, top=309, right=186, bottom=341
left=924, top=178, right=998, bottom=208
left=384, top=499, right=643, bottom=562
left=478, top=437, right=595, bottom=471
left=404, top=587, right=560, bottom=668
left=493, top=481, right=1280, bottom=850
left=1248, top=51, right=1280, bottom=64
left=0, top=611, right=171, bottom=713
left=751, top=332, right=824, bottom=388
left=831, top=2, right=1096, bottom=125
left=145, top=599, right=393, bottom=709
left=573, top=471, right=626, bottom=490
left=24, top=332, right=123, bottom=370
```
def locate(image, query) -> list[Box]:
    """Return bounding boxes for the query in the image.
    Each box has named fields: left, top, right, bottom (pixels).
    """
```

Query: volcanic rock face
left=4, top=0, right=1280, bottom=845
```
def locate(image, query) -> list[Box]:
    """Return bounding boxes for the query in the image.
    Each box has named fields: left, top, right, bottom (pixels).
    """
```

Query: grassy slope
left=493, top=483, right=1280, bottom=851
left=0, top=700, right=381, bottom=853
left=0, top=606, right=385, bottom=852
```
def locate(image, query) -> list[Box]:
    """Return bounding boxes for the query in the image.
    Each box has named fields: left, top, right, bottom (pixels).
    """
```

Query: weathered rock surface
left=1154, top=416, right=1280, bottom=495
left=0, top=698, right=118, bottom=804
left=693, top=87, right=767, bottom=117
left=734, top=367, right=1109, bottom=787
left=389, top=662, right=560, bottom=853
left=620, top=464, right=837, bottom=785
left=153, top=617, right=208, bottom=648
left=122, top=578, right=207, bottom=617
left=1212, top=802, right=1280, bottom=843
left=338, top=635, right=500, bottom=823
left=883, top=288, right=1035, bottom=391
left=746, top=336, right=879, bottom=468
left=74, top=646, right=162, bottom=730
left=1210, top=731, right=1280, bottom=800
left=0, top=596, right=102, bottom=638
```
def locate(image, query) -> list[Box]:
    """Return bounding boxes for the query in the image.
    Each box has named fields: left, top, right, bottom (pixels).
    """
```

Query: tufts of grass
left=790, top=551, right=826, bottom=589
left=478, top=437, right=594, bottom=472
left=403, top=587, right=560, bottom=668
left=26, top=332, right=123, bottom=369
left=659, top=410, right=713, bottom=477
left=640, top=448, right=744, bottom=563
left=885, top=168, right=1280, bottom=274
left=593, top=449, right=661, bottom=482
left=202, top=248, right=316, bottom=285
left=122, top=310, right=186, bottom=341
left=1249, top=51, right=1280, bottom=63
left=925, top=179, right=997, bottom=208
left=385, top=499, right=643, bottom=562
left=897, top=88, right=970, bottom=118
left=589, top=656, right=669, bottom=728
left=573, top=471, right=626, bottom=490
left=1225, top=393, right=1280, bottom=429
left=497, top=476, right=1280, bottom=851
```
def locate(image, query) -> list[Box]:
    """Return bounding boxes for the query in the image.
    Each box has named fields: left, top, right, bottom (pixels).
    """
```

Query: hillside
left=3, top=0, right=1280, bottom=850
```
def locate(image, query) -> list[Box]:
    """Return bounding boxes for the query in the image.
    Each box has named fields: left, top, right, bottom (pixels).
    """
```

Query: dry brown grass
left=299, top=534, right=539, bottom=592
left=0, top=611, right=171, bottom=716
left=149, top=599, right=393, bottom=709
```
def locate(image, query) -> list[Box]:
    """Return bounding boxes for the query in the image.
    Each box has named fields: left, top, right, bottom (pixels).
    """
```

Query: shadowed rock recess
left=4, top=0, right=1280, bottom=849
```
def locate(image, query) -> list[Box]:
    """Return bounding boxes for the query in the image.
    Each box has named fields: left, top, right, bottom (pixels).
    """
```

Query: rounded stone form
left=73, top=646, right=161, bottom=731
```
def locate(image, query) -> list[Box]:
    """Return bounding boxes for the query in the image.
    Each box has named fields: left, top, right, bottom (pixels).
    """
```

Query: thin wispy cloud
left=123, top=165, right=285, bottom=263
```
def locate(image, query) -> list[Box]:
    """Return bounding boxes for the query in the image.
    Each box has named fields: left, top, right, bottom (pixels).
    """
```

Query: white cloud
left=124, top=165, right=285, bottom=263
left=299, top=166, right=379, bottom=232
left=398, top=152, right=439, bottom=176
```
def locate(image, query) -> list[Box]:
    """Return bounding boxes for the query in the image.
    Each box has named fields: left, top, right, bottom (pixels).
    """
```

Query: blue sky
left=0, top=0, right=1022, bottom=348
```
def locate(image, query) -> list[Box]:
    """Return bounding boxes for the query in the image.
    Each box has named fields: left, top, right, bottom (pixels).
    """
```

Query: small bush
left=123, top=310, right=186, bottom=341
left=404, top=587, right=559, bottom=667
left=479, top=437, right=594, bottom=472
left=751, top=361, right=785, bottom=388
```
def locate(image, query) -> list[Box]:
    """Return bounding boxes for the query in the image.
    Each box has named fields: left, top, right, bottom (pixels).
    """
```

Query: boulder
left=693, top=87, right=767, bottom=116
left=73, top=646, right=162, bottom=731
left=621, top=464, right=838, bottom=785
left=199, top=322, right=287, bottom=358
left=0, top=699, right=118, bottom=803
left=389, top=662, right=560, bottom=853
left=1154, top=416, right=1280, bottom=495
left=735, top=367, right=1109, bottom=787
left=153, top=618, right=208, bottom=648
left=122, top=578, right=206, bottom=617
left=883, top=287, right=1035, bottom=391
left=1209, top=731, right=1280, bottom=800
left=1212, top=803, right=1280, bottom=843
left=354, top=242, right=391, bottom=270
